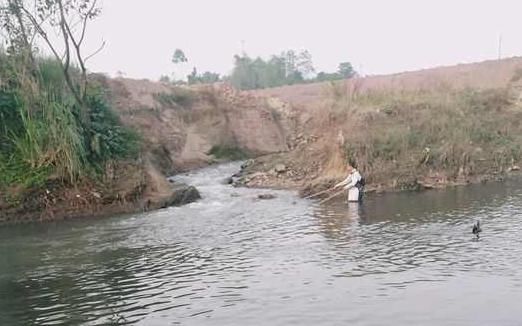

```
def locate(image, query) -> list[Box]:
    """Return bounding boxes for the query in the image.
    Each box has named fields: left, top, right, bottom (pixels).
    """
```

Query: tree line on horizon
left=162, top=48, right=357, bottom=90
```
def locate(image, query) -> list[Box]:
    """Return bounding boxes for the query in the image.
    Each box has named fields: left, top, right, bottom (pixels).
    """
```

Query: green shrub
left=153, top=88, right=196, bottom=107
left=208, top=145, right=248, bottom=160
left=0, top=153, right=51, bottom=188
left=0, top=53, right=141, bottom=189
left=84, top=87, right=140, bottom=167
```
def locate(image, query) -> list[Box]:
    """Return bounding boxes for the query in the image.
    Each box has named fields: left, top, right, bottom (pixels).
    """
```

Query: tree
left=283, top=50, right=297, bottom=79
left=0, top=0, right=36, bottom=67
left=187, top=66, right=197, bottom=84
left=338, top=62, right=356, bottom=79
left=229, top=49, right=318, bottom=90
left=172, top=48, right=187, bottom=64
left=230, top=54, right=257, bottom=90
left=296, top=49, right=315, bottom=78
left=315, top=71, right=341, bottom=82
left=186, top=68, right=221, bottom=85
left=159, top=75, right=171, bottom=83
left=1, top=0, right=105, bottom=124
left=199, top=71, right=220, bottom=84
left=265, top=55, right=286, bottom=87
left=281, top=49, right=314, bottom=84
left=170, top=48, right=189, bottom=82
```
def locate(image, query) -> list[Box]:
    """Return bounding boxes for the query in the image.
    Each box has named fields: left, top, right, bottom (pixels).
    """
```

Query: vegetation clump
left=0, top=0, right=139, bottom=193
left=0, top=54, right=138, bottom=190
left=153, top=88, right=196, bottom=108
left=229, top=50, right=356, bottom=90
left=164, top=48, right=357, bottom=90
left=208, top=145, right=248, bottom=161
left=325, top=83, right=522, bottom=188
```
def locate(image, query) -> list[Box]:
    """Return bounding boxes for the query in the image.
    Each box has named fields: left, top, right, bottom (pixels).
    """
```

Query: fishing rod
left=319, top=189, right=346, bottom=204
left=304, top=187, right=336, bottom=199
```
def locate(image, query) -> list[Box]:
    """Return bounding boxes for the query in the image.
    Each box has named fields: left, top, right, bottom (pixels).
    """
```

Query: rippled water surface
left=1, top=162, right=522, bottom=325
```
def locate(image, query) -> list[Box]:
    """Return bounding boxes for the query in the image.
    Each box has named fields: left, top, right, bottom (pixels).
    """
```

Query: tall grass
left=0, top=53, right=138, bottom=190
left=320, top=82, right=522, bottom=188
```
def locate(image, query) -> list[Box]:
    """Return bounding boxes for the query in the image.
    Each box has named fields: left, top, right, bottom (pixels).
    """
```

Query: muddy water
left=1, top=162, right=522, bottom=325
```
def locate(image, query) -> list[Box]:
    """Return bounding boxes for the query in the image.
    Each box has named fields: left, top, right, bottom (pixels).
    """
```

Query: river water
left=1, top=162, right=522, bottom=325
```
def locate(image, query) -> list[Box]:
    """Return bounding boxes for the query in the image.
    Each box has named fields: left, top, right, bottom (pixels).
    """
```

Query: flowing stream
left=1, top=162, right=522, bottom=325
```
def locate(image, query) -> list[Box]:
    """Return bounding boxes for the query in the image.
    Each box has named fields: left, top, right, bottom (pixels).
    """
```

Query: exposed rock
left=268, top=169, right=278, bottom=177
left=257, top=194, right=276, bottom=200
left=250, top=172, right=267, bottom=179
left=148, top=185, right=201, bottom=210
left=221, top=177, right=233, bottom=185
left=274, top=164, right=287, bottom=173
left=241, top=159, right=255, bottom=170
left=141, top=162, right=201, bottom=211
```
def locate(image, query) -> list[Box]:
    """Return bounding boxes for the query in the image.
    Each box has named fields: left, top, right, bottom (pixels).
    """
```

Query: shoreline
left=0, top=161, right=201, bottom=226
left=1, top=158, right=519, bottom=226
left=232, top=156, right=521, bottom=199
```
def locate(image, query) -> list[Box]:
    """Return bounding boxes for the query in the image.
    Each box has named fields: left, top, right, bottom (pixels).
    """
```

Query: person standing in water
left=334, top=165, right=364, bottom=202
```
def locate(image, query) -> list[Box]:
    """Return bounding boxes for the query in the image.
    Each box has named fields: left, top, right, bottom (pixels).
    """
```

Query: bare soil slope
left=253, top=57, right=522, bottom=108
left=105, top=78, right=293, bottom=173
left=238, top=57, right=522, bottom=195
left=1, top=77, right=295, bottom=225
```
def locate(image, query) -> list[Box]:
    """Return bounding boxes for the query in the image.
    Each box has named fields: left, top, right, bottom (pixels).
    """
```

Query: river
left=1, top=162, right=522, bottom=325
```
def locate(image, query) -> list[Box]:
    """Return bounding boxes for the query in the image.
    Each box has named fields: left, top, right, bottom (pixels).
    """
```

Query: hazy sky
left=83, top=0, right=522, bottom=80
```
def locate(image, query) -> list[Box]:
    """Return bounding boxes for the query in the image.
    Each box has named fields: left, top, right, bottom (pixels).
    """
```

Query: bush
left=153, top=88, right=196, bottom=107
left=208, top=145, right=248, bottom=161
left=0, top=53, right=140, bottom=189
left=84, top=87, right=140, bottom=167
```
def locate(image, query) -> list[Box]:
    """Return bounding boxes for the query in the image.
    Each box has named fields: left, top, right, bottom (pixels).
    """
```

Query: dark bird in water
left=472, top=220, right=482, bottom=238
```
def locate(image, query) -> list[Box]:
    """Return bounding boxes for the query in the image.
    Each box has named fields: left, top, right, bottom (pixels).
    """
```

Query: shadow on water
left=1, top=164, right=522, bottom=325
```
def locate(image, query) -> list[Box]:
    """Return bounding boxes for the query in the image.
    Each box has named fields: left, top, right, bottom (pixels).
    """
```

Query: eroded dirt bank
left=5, top=57, right=522, bottom=224
left=105, top=78, right=294, bottom=173
left=0, top=77, right=294, bottom=225
left=234, top=57, right=522, bottom=197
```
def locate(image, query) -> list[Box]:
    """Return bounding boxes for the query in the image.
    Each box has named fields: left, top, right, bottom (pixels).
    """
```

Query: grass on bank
left=321, top=80, right=522, bottom=188
left=0, top=54, right=139, bottom=191
left=208, top=145, right=248, bottom=161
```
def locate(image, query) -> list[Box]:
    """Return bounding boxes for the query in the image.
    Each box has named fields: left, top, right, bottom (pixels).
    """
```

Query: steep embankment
left=105, top=78, right=293, bottom=173
left=0, top=77, right=293, bottom=225
left=5, top=57, right=522, bottom=224
left=236, top=57, right=522, bottom=195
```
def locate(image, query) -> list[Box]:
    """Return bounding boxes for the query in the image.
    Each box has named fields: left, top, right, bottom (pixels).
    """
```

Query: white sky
left=83, top=0, right=522, bottom=80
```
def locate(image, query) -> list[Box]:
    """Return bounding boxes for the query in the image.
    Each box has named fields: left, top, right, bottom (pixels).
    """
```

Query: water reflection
left=311, top=178, right=522, bottom=282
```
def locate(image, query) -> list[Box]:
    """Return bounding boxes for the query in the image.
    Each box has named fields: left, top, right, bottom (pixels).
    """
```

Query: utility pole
left=241, top=40, right=246, bottom=55
left=498, top=34, right=503, bottom=60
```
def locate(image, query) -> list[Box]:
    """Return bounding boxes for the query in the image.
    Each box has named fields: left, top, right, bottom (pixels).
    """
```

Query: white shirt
left=336, top=169, right=362, bottom=190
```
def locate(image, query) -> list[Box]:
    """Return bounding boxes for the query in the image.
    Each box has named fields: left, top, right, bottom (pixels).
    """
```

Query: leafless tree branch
left=84, top=39, right=104, bottom=62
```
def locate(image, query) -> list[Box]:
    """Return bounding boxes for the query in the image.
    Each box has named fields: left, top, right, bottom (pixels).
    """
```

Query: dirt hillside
left=104, top=78, right=293, bottom=173
left=1, top=76, right=297, bottom=225
left=7, top=57, right=522, bottom=224
left=253, top=57, right=522, bottom=109
left=236, top=57, right=522, bottom=195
